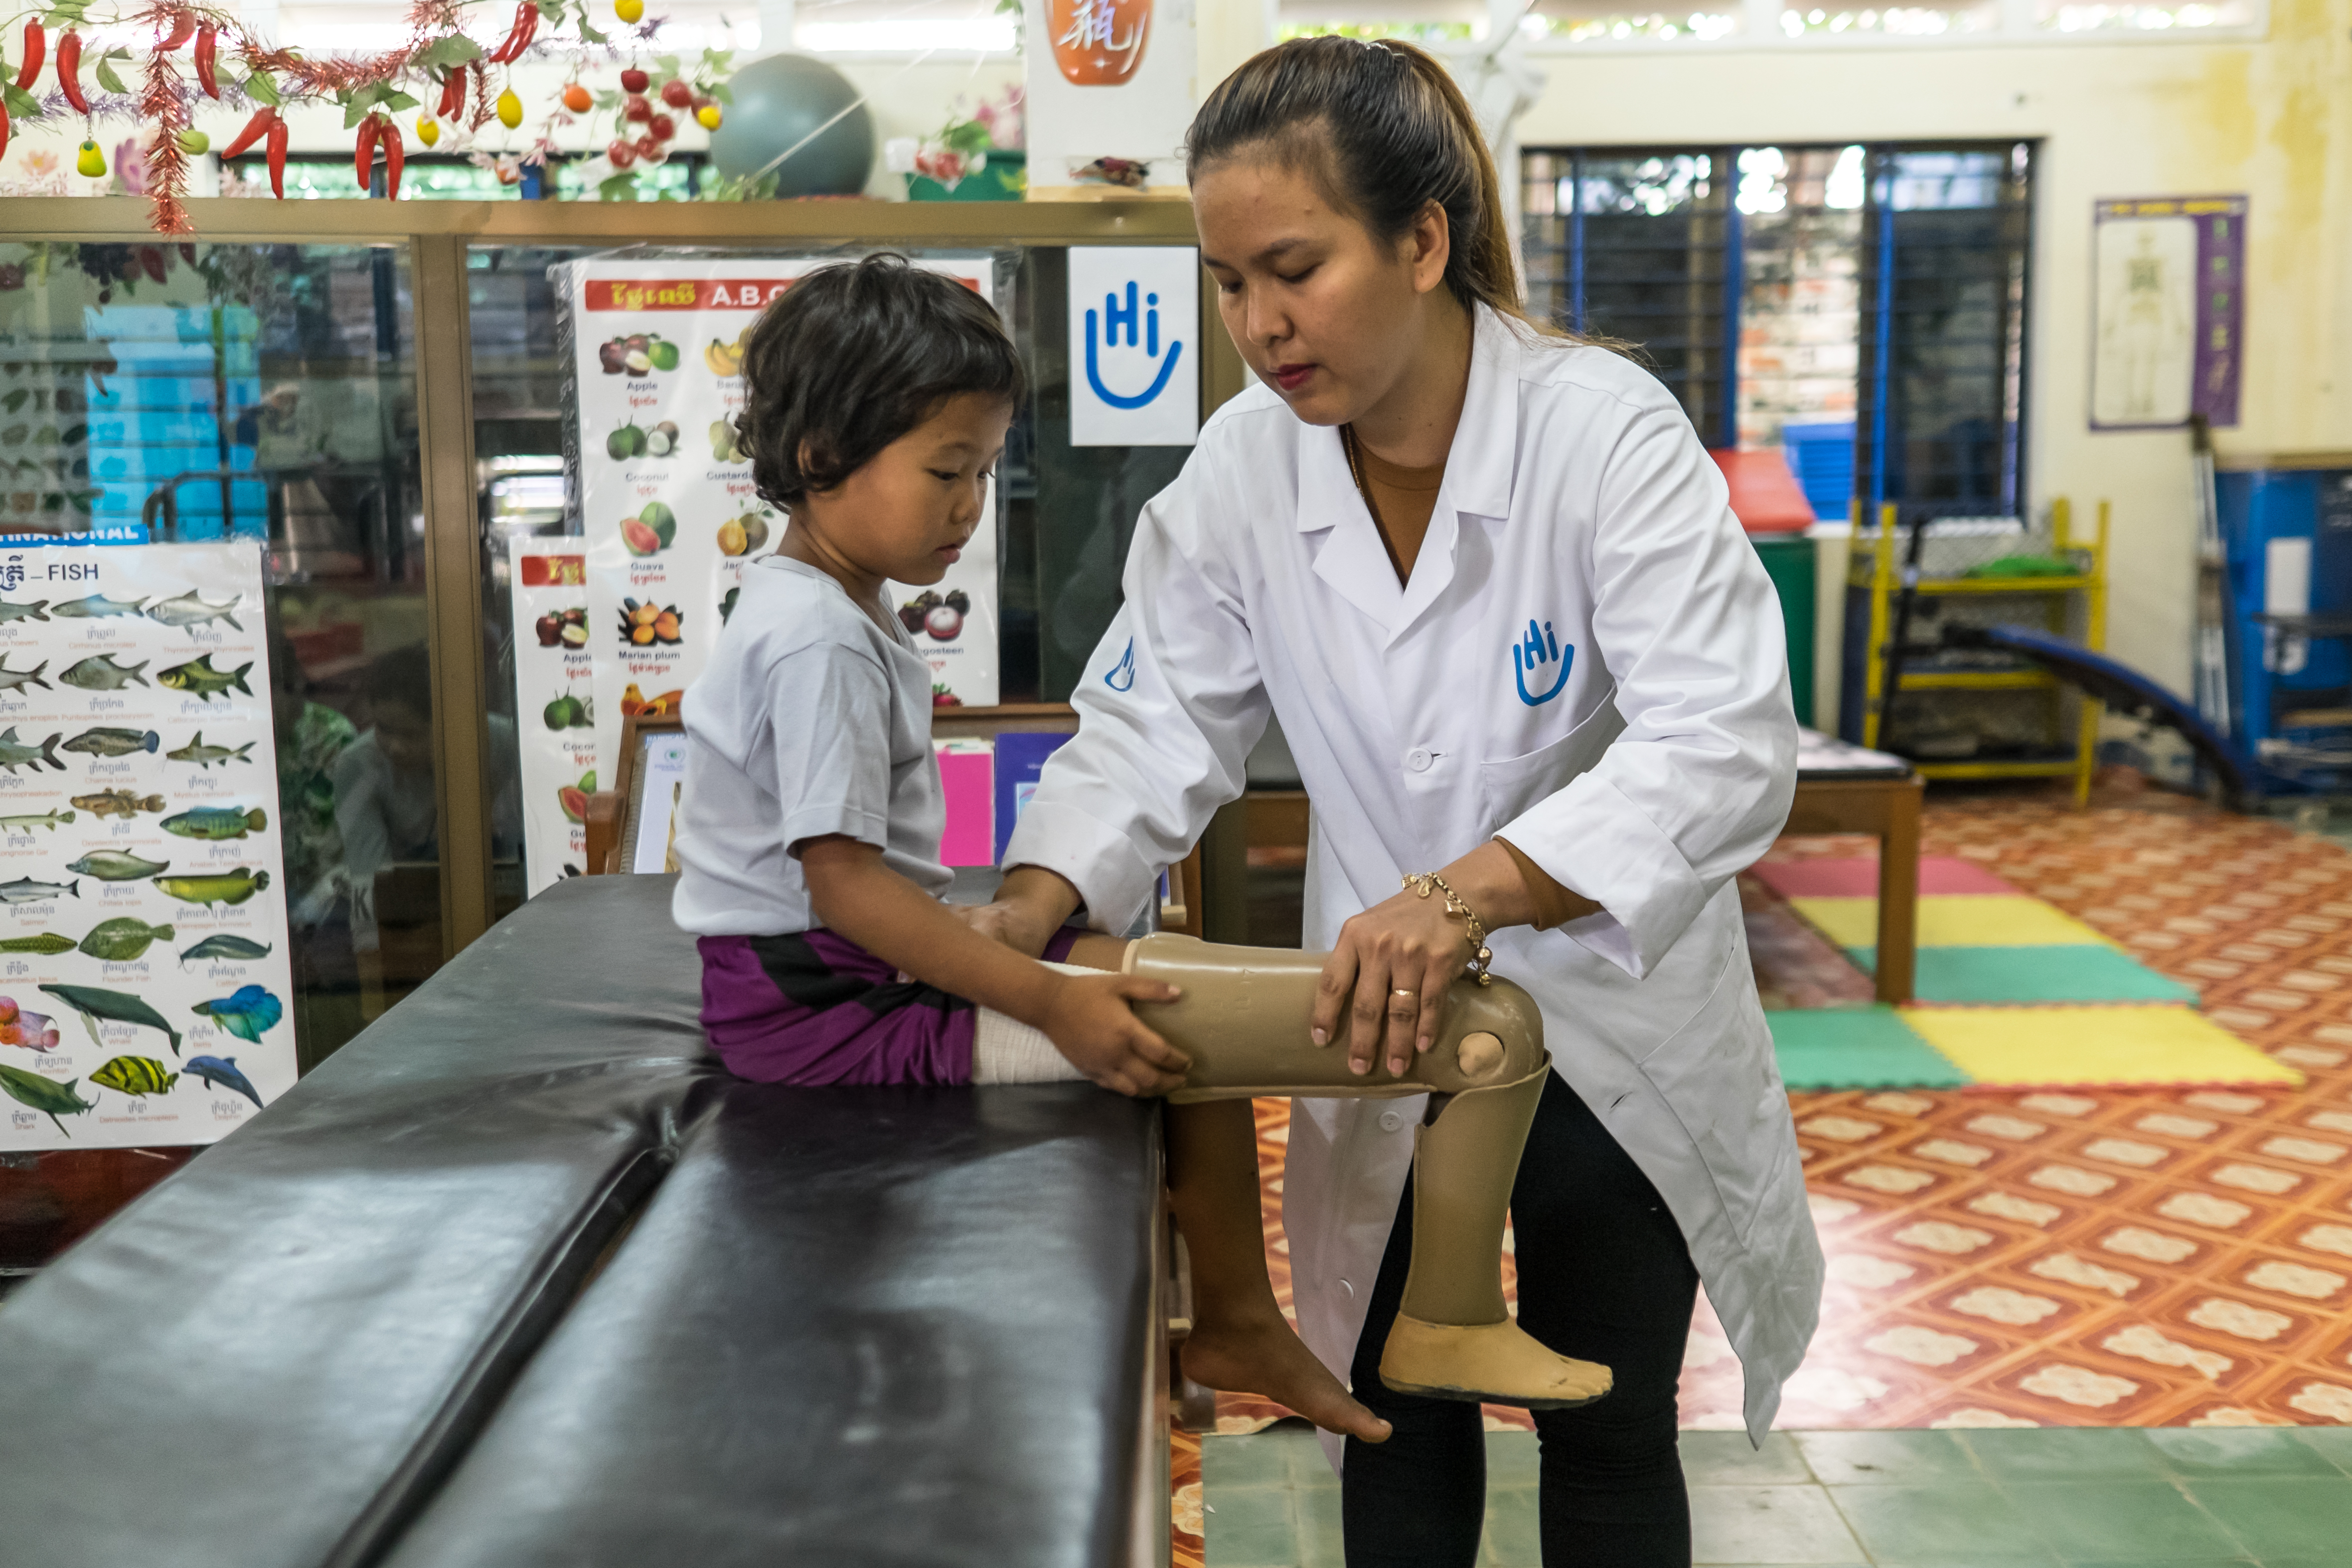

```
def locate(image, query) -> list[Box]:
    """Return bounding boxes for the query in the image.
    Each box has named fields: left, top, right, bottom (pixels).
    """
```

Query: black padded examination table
left=0, top=875, right=1169, bottom=1568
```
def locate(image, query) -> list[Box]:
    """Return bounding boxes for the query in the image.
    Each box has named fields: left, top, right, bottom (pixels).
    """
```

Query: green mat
left=1843, top=944, right=2200, bottom=1005
left=1767, top=1005, right=1970, bottom=1090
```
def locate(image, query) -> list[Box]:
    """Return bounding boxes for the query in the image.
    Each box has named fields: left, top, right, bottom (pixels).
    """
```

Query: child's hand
left=1040, top=973, right=1191, bottom=1097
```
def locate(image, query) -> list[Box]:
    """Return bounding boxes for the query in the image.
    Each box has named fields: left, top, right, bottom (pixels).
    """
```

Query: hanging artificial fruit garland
left=0, top=0, right=702, bottom=233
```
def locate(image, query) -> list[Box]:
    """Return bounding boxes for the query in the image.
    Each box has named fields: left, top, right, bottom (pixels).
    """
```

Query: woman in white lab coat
left=981, top=36, right=1821, bottom=1567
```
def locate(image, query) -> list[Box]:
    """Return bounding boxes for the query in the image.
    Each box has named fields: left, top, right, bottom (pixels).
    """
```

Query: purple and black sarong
left=697, top=926, right=1082, bottom=1085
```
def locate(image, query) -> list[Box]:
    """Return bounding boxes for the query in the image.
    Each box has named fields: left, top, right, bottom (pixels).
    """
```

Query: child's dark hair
left=734, top=253, right=1023, bottom=511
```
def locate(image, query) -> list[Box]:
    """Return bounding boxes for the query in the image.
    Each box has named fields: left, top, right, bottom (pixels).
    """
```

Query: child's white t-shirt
left=670, top=555, right=951, bottom=936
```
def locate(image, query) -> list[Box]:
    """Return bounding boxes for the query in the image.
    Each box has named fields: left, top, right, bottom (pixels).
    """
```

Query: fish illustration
left=0, top=808, right=72, bottom=831
left=51, top=594, right=147, bottom=620
left=146, top=591, right=244, bottom=635
left=161, top=805, right=268, bottom=841
left=65, top=850, right=169, bottom=882
left=179, top=934, right=272, bottom=965
left=185, top=1054, right=262, bottom=1109
left=192, top=984, right=282, bottom=1044
left=157, top=654, right=252, bottom=703
left=0, top=933, right=76, bottom=955
left=90, top=1055, right=178, bottom=1099
left=71, top=788, right=166, bottom=817
left=0, top=999, right=61, bottom=1051
left=0, top=1062, right=94, bottom=1136
left=0, top=658, right=50, bottom=693
left=63, top=727, right=160, bottom=758
left=58, top=655, right=148, bottom=691
left=0, top=727, right=63, bottom=774
left=0, top=877, right=77, bottom=904
left=166, top=732, right=255, bottom=770
left=39, top=983, right=183, bottom=1055
left=77, top=918, right=174, bottom=962
left=0, top=600, right=49, bottom=623
left=152, top=868, right=268, bottom=909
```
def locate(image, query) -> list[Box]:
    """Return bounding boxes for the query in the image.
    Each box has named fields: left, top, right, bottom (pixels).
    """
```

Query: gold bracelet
left=1402, top=872, right=1493, bottom=986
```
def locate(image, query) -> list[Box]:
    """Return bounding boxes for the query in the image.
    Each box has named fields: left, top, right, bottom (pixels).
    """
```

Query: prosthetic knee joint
left=1122, top=935, right=1611, bottom=1411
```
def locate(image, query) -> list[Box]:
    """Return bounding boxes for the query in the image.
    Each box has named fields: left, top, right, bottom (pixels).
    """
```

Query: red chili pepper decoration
left=435, top=68, right=457, bottom=120
left=266, top=114, right=289, bottom=199
left=491, top=0, right=539, bottom=63
left=158, top=11, right=197, bottom=51
left=221, top=107, right=275, bottom=159
left=449, top=65, right=469, bottom=123
left=0, top=102, right=10, bottom=166
left=55, top=30, right=85, bottom=114
left=354, top=115, right=380, bottom=191
left=193, top=24, right=219, bottom=98
left=14, top=20, right=44, bottom=90
left=383, top=130, right=404, bottom=201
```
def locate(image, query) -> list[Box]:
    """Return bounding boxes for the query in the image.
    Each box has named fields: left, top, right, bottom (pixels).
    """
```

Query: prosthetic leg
left=1125, top=934, right=1611, bottom=1411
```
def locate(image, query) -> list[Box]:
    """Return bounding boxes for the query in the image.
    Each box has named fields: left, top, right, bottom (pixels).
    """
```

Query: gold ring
left=1392, top=988, right=1417, bottom=999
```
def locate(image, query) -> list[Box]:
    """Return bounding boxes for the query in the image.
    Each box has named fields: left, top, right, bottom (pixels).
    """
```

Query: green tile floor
left=1201, top=1422, right=2352, bottom=1567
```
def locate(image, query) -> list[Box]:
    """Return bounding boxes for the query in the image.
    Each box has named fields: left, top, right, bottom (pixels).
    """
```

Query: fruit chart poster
left=0, top=540, right=295, bottom=1151
left=529, top=256, right=1000, bottom=897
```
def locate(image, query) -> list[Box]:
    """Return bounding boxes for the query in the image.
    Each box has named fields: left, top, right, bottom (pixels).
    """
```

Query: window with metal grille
left=1522, top=139, right=2034, bottom=522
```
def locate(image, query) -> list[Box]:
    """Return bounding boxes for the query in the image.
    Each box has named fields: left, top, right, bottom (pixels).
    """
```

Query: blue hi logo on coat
left=1513, top=619, right=1571, bottom=706
left=1104, top=638, right=1137, bottom=692
left=1085, top=282, right=1184, bottom=410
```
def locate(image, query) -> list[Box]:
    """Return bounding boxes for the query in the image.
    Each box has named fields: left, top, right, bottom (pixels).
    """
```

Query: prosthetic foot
left=1124, top=935, right=1612, bottom=1411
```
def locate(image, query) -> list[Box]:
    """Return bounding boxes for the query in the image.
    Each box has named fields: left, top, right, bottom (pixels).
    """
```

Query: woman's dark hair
left=1185, top=36, right=1542, bottom=332
left=735, top=252, right=1023, bottom=510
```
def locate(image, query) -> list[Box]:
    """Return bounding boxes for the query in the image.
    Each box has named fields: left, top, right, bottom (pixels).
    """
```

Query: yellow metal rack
left=1857, top=498, right=2110, bottom=806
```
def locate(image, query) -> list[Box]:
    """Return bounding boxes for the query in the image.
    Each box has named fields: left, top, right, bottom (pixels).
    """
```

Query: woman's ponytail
left=1186, top=34, right=1547, bottom=334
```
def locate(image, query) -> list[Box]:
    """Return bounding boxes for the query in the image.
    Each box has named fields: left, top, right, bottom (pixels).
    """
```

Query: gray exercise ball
left=707, top=52, right=876, bottom=198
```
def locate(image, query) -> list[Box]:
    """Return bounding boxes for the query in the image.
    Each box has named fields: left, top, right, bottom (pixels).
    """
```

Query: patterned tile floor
left=1211, top=791, right=2352, bottom=1437
left=1173, top=790, right=2352, bottom=1562
left=1199, top=1420, right=2352, bottom=1566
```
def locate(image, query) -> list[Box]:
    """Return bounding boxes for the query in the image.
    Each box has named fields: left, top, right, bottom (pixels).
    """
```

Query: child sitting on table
left=669, top=255, right=1601, bottom=1445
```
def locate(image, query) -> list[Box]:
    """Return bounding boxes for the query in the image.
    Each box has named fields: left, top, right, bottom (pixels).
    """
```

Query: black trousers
left=1341, top=1074, right=1700, bottom=1567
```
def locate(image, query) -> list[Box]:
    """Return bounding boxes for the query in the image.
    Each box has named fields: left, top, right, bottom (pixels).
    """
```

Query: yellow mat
left=1789, top=894, right=2119, bottom=950
left=1904, top=1005, right=2304, bottom=1089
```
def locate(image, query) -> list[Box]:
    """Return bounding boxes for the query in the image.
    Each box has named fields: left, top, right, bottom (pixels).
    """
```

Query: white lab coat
left=1004, top=304, right=1822, bottom=1447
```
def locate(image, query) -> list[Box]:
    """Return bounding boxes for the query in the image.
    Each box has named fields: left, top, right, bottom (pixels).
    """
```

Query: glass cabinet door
left=0, top=240, right=449, bottom=1070
left=0, top=237, right=452, bottom=1275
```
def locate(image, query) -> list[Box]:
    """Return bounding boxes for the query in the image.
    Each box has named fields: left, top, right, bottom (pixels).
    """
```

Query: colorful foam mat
left=1752, top=850, right=2279, bottom=1091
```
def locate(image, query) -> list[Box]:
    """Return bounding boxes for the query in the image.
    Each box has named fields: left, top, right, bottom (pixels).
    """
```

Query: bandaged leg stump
left=1124, top=934, right=1612, bottom=1411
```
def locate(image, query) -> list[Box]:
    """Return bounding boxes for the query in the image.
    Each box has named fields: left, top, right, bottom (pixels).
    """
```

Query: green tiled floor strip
left=1201, top=1423, right=2352, bottom=1567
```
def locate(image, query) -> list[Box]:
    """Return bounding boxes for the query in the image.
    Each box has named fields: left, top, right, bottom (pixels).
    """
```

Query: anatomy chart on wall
left=528, top=256, right=999, bottom=896
left=0, top=540, right=295, bottom=1151
left=2091, top=195, right=2246, bottom=431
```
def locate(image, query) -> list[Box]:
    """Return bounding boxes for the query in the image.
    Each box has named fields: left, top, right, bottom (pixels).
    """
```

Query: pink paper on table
left=936, top=746, right=996, bottom=866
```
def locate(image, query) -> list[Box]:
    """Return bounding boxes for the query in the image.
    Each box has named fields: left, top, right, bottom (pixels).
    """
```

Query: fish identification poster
left=0, top=540, right=296, bottom=1151
left=528, top=255, right=1001, bottom=897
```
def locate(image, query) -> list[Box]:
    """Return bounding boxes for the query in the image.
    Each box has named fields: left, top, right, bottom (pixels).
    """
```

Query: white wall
left=1516, top=0, right=2352, bottom=695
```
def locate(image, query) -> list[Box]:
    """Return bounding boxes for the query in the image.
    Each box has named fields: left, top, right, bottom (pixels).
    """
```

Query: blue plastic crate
left=1781, top=420, right=1856, bottom=523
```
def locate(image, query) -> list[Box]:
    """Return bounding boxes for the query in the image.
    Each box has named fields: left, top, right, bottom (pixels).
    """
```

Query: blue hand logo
left=1085, top=281, right=1185, bottom=410
left=1512, top=619, right=1571, bottom=706
left=1104, top=638, right=1137, bottom=692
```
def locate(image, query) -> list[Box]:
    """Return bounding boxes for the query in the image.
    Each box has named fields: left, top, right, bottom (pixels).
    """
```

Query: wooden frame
left=583, top=710, right=686, bottom=876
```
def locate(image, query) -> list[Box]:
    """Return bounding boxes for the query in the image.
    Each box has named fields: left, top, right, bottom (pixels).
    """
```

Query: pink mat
left=1750, top=856, right=2020, bottom=899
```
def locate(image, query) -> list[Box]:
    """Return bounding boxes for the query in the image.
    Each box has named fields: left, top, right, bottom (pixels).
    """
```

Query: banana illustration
left=704, top=338, right=743, bottom=377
